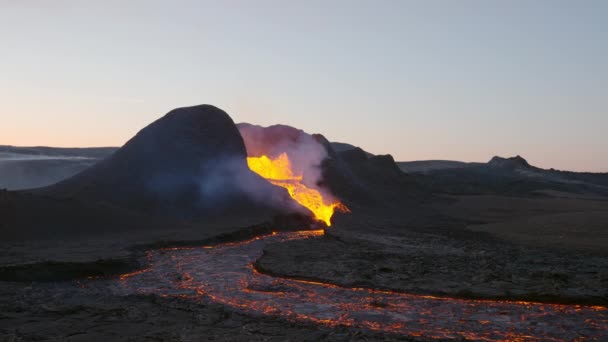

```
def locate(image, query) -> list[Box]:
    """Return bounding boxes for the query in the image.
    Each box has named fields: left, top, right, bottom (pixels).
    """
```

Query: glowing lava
left=115, top=230, right=608, bottom=341
left=246, top=153, right=348, bottom=226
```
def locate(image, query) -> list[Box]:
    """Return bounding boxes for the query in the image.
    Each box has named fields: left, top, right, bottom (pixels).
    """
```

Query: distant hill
left=329, top=143, right=483, bottom=174
left=415, top=155, right=608, bottom=196
left=330, top=142, right=374, bottom=157
left=397, top=160, right=483, bottom=173
left=487, top=155, right=531, bottom=169
left=0, top=145, right=118, bottom=159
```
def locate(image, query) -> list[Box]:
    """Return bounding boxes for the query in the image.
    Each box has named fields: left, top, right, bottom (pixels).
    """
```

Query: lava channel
left=115, top=230, right=607, bottom=341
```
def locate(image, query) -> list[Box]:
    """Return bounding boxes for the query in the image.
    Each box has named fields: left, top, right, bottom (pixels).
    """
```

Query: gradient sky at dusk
left=1, top=1, right=606, bottom=171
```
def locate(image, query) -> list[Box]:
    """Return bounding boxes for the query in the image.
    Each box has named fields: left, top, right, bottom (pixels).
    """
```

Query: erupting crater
left=247, top=152, right=349, bottom=226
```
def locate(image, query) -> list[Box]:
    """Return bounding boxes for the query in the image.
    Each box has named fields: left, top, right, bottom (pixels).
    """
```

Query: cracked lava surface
left=115, top=230, right=607, bottom=341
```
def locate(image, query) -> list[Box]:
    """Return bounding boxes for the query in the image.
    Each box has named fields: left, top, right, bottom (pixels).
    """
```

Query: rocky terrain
left=1, top=281, right=418, bottom=342
left=1, top=105, right=607, bottom=341
left=257, top=161, right=608, bottom=306
left=258, top=209, right=608, bottom=305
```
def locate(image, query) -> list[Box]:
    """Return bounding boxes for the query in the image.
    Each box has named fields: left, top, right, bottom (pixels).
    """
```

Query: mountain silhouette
left=488, top=155, right=534, bottom=170
left=40, top=105, right=302, bottom=219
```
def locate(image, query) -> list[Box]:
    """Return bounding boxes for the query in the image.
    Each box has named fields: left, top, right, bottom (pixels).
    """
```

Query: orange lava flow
left=113, top=230, right=608, bottom=341
left=247, top=153, right=348, bottom=226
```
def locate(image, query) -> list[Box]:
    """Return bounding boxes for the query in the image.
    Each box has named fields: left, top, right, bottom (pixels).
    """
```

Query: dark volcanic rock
left=337, top=147, right=369, bottom=165
left=488, top=155, right=533, bottom=170
left=237, top=123, right=310, bottom=158
left=238, top=122, right=426, bottom=210
left=41, top=105, right=300, bottom=219
left=319, top=141, right=423, bottom=208
left=329, top=142, right=374, bottom=157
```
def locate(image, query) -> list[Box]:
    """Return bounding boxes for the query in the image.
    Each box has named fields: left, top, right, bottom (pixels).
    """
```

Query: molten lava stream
left=116, top=230, right=608, bottom=341
left=246, top=153, right=348, bottom=226
left=113, top=153, right=607, bottom=340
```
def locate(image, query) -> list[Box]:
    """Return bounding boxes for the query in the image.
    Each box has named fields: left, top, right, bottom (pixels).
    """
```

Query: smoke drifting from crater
left=194, top=156, right=305, bottom=214
left=237, top=123, right=338, bottom=204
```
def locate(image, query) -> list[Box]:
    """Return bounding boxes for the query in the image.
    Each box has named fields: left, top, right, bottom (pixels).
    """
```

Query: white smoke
left=196, top=156, right=306, bottom=214
left=237, top=123, right=337, bottom=203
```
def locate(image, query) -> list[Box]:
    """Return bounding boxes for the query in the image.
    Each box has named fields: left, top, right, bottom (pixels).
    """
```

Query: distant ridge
left=330, top=142, right=374, bottom=157
left=488, top=155, right=534, bottom=170
left=0, top=145, right=118, bottom=159
left=397, top=160, right=482, bottom=173
left=0, top=146, right=119, bottom=190
left=409, top=154, right=608, bottom=196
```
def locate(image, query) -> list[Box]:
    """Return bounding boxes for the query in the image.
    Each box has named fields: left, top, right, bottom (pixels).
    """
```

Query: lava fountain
left=247, top=152, right=348, bottom=226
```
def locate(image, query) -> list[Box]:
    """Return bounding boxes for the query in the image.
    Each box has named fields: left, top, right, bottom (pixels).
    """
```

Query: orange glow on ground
left=112, top=230, right=608, bottom=341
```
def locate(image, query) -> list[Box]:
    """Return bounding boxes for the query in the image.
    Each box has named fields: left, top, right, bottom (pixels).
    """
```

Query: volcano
left=237, top=123, right=351, bottom=225
left=3, top=105, right=607, bottom=342
left=39, top=105, right=306, bottom=220
left=2, top=105, right=430, bottom=240
left=3, top=104, right=427, bottom=242
left=237, top=123, right=424, bottom=220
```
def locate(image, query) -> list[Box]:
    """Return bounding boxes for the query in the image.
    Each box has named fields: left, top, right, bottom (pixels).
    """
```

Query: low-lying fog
left=0, top=152, right=97, bottom=161
left=0, top=152, right=100, bottom=190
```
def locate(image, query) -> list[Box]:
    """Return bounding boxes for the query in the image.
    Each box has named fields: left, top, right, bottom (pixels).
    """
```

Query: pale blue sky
left=1, top=1, right=606, bottom=171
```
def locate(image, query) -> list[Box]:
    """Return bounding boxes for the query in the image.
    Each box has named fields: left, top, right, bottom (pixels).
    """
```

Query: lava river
left=116, top=230, right=607, bottom=341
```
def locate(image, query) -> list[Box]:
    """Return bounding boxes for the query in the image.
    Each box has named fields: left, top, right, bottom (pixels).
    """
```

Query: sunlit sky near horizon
left=1, top=1, right=606, bottom=172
